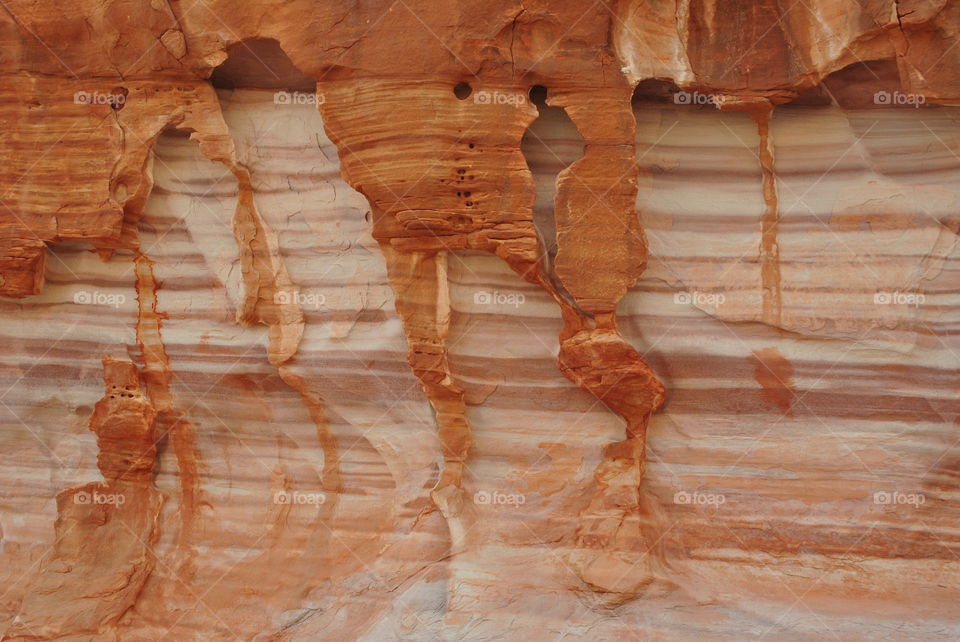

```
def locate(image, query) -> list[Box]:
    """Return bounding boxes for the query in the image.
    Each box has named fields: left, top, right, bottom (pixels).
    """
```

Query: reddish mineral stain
left=751, top=347, right=795, bottom=416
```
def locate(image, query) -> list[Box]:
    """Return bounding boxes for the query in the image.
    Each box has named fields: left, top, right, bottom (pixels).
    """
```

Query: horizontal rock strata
left=0, top=1, right=958, bottom=639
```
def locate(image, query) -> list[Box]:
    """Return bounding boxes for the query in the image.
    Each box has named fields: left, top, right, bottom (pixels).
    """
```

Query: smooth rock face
left=1, top=2, right=959, bottom=640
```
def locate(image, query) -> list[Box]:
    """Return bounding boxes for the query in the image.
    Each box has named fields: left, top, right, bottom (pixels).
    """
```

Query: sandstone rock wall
left=0, top=1, right=958, bottom=639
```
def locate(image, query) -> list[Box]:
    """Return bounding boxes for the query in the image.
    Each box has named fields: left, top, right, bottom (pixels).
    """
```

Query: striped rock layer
left=0, top=1, right=959, bottom=640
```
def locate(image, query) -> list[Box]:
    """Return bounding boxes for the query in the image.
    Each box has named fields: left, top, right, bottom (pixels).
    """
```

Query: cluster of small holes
left=109, top=384, right=138, bottom=400
left=454, top=168, right=478, bottom=208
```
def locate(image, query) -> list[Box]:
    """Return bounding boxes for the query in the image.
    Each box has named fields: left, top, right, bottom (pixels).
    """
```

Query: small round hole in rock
left=111, top=86, right=129, bottom=110
left=529, top=84, right=548, bottom=107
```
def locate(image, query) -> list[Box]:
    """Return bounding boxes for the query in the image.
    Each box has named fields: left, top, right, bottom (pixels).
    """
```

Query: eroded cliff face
left=0, top=1, right=958, bottom=639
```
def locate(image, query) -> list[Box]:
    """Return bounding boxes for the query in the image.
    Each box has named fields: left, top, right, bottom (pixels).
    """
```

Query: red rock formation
left=0, top=0, right=959, bottom=639
left=5, top=359, right=163, bottom=640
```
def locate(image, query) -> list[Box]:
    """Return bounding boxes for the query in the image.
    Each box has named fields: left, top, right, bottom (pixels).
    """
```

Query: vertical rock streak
left=317, top=79, right=666, bottom=600
left=755, top=106, right=783, bottom=327
left=133, top=253, right=203, bottom=572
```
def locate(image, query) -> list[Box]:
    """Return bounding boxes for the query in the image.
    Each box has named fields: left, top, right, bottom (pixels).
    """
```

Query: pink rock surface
left=0, top=2, right=959, bottom=640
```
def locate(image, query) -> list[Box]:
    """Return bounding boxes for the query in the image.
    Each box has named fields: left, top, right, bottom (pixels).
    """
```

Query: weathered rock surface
left=0, top=1, right=958, bottom=639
